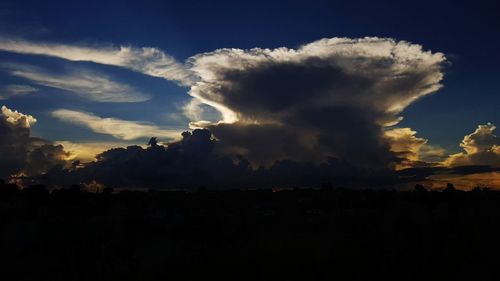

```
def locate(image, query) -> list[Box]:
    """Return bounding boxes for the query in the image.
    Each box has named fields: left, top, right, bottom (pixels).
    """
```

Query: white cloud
left=0, top=37, right=194, bottom=86
left=444, top=123, right=500, bottom=167
left=187, top=37, right=445, bottom=124
left=0, top=84, right=38, bottom=100
left=182, top=98, right=209, bottom=122
left=186, top=37, right=446, bottom=167
left=459, top=123, right=500, bottom=154
left=52, top=109, right=183, bottom=141
left=1, top=105, right=37, bottom=128
left=5, top=64, right=150, bottom=103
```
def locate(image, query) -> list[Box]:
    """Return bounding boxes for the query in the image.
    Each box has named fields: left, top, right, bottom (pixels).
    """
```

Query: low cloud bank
left=42, top=129, right=398, bottom=189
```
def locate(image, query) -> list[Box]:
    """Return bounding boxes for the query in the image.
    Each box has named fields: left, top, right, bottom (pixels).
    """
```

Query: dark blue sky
left=0, top=0, right=499, bottom=152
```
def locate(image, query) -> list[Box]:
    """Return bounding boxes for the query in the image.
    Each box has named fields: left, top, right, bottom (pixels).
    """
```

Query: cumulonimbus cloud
left=51, top=109, right=183, bottom=141
left=0, top=37, right=194, bottom=86
left=187, top=37, right=445, bottom=123
left=186, top=37, right=446, bottom=168
left=4, top=64, right=150, bottom=103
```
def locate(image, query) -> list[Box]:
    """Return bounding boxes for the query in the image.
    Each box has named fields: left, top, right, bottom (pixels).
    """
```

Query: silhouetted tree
left=0, top=182, right=499, bottom=280
left=320, top=183, right=335, bottom=191
left=102, top=187, right=114, bottom=195
left=148, top=137, right=159, bottom=148
left=21, top=184, right=49, bottom=200
left=0, top=179, right=19, bottom=198
left=414, top=184, right=427, bottom=193
left=443, top=182, right=456, bottom=192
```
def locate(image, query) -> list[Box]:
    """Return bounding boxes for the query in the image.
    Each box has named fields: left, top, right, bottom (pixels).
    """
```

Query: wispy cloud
left=52, top=109, right=183, bottom=141
left=0, top=84, right=38, bottom=100
left=4, top=64, right=150, bottom=103
left=0, top=37, right=194, bottom=86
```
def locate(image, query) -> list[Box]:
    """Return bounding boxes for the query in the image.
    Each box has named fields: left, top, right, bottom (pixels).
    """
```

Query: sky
left=0, top=0, right=499, bottom=189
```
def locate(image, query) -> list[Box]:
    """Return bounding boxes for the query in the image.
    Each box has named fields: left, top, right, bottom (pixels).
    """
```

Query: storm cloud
left=187, top=37, right=446, bottom=168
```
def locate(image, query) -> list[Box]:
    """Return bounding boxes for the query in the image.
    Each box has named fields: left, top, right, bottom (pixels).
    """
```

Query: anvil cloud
left=187, top=37, right=445, bottom=168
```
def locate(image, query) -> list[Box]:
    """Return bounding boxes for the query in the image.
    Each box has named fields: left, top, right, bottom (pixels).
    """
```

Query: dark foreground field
left=1, top=182, right=500, bottom=280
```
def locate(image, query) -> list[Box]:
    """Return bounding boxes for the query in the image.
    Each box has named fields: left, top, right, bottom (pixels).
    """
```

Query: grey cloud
left=0, top=106, right=70, bottom=180
left=44, top=129, right=398, bottom=189
left=210, top=106, right=394, bottom=169
left=187, top=37, right=446, bottom=168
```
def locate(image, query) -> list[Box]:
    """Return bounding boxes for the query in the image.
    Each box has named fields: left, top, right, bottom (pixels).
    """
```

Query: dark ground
left=1, top=181, right=499, bottom=280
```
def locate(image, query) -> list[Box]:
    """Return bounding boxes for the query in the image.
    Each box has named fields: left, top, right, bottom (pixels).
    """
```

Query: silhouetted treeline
left=1, top=181, right=500, bottom=280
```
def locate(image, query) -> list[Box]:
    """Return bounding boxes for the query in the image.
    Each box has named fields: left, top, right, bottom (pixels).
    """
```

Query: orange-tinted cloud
left=443, top=123, right=500, bottom=167
left=426, top=171, right=500, bottom=190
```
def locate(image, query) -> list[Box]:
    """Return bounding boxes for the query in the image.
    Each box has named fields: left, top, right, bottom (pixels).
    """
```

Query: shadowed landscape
left=2, top=180, right=500, bottom=280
